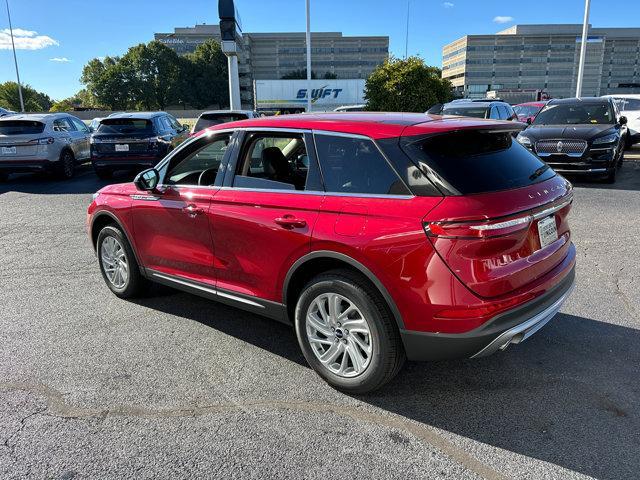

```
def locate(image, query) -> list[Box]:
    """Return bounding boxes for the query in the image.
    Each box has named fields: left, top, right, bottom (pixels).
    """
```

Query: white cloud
left=443, top=2, right=454, bottom=7
left=0, top=28, right=59, bottom=50
left=493, top=16, right=514, bottom=24
left=50, top=57, right=71, bottom=63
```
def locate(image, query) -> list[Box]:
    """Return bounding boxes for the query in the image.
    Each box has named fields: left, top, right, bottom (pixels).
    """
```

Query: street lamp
left=4, top=0, right=25, bottom=112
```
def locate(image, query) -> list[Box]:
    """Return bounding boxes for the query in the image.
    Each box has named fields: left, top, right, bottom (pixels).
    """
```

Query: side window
left=165, top=133, right=231, bottom=186
left=53, top=118, right=76, bottom=132
left=314, top=134, right=410, bottom=196
left=497, top=105, right=508, bottom=120
left=488, top=106, right=498, bottom=119
left=233, top=133, right=319, bottom=191
left=70, top=117, right=89, bottom=133
left=168, top=115, right=182, bottom=131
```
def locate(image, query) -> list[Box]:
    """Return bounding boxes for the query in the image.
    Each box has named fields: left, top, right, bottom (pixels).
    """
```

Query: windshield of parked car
left=97, top=119, right=154, bottom=134
left=442, top=105, right=488, bottom=118
left=514, top=105, right=542, bottom=118
left=613, top=98, right=640, bottom=111
left=0, top=120, right=45, bottom=135
left=194, top=113, right=248, bottom=132
left=533, top=103, right=614, bottom=125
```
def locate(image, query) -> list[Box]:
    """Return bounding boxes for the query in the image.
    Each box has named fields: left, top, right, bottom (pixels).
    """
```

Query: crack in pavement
left=0, top=380, right=505, bottom=480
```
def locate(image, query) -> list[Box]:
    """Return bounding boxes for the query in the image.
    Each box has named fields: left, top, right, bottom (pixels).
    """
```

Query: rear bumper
left=400, top=264, right=575, bottom=361
left=0, top=159, right=53, bottom=173
left=91, top=155, right=162, bottom=170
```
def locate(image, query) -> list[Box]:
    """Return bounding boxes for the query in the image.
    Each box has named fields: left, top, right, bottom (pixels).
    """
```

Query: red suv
left=88, top=113, right=576, bottom=393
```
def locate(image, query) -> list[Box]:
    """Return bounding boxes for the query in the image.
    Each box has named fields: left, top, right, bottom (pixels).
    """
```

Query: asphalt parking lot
left=1, top=150, right=639, bottom=480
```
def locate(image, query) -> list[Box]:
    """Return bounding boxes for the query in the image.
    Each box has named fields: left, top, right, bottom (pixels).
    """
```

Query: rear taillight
left=29, top=137, right=54, bottom=145
left=424, top=215, right=532, bottom=239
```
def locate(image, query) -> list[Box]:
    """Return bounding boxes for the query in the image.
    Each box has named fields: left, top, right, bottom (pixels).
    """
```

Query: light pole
left=5, top=0, right=25, bottom=112
left=404, top=0, right=410, bottom=59
left=575, top=0, right=591, bottom=98
left=305, top=0, right=312, bottom=113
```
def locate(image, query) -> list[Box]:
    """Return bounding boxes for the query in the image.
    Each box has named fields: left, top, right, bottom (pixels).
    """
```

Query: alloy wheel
left=100, top=236, right=129, bottom=289
left=305, top=292, right=373, bottom=377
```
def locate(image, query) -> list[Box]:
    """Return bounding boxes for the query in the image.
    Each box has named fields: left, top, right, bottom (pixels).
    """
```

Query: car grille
left=535, top=139, right=587, bottom=156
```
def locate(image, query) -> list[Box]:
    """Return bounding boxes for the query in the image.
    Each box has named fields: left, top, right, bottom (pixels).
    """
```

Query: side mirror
left=526, top=118, right=532, bottom=125
left=134, top=168, right=160, bottom=191
left=619, top=116, right=627, bottom=126
left=182, top=124, right=190, bottom=132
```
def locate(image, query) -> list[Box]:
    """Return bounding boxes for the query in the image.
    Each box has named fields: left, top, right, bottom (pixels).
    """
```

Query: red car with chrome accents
left=88, top=113, right=576, bottom=393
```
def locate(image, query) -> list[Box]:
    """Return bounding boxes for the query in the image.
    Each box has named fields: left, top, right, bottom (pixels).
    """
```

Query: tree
left=81, top=57, right=133, bottom=110
left=323, top=71, right=338, bottom=79
left=364, top=56, right=452, bottom=112
left=49, top=89, right=103, bottom=112
left=282, top=69, right=317, bottom=80
left=182, top=39, right=229, bottom=109
left=0, top=82, right=52, bottom=112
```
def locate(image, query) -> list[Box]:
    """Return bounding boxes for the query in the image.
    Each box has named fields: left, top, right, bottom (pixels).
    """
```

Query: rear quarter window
left=401, top=130, right=556, bottom=195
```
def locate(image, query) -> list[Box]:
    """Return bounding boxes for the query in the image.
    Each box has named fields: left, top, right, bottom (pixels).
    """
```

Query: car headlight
left=592, top=133, right=618, bottom=145
left=516, top=133, right=532, bottom=147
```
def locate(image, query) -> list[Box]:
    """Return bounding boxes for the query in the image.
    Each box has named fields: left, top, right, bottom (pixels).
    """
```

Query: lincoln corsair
left=88, top=113, right=576, bottom=393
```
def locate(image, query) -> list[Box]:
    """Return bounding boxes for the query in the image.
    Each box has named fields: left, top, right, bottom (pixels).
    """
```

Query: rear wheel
left=604, top=166, right=617, bottom=184
left=55, top=150, right=75, bottom=179
left=295, top=269, right=405, bottom=394
left=97, top=225, right=146, bottom=298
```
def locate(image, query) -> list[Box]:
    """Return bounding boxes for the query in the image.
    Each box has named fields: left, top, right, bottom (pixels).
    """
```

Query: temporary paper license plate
left=538, top=215, right=558, bottom=248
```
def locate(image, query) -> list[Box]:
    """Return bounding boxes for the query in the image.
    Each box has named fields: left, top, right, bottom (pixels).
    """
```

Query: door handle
left=182, top=204, right=205, bottom=217
left=274, top=215, right=307, bottom=229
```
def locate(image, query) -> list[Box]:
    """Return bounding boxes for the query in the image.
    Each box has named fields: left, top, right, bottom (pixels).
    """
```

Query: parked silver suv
left=0, top=113, right=91, bottom=181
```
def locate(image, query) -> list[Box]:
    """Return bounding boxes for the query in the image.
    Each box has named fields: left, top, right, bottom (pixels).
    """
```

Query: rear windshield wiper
left=529, top=164, right=550, bottom=180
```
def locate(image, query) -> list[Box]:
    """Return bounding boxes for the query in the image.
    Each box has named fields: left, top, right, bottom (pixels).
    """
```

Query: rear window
left=442, top=106, right=488, bottom=118
left=401, top=130, right=555, bottom=195
left=97, top=119, right=154, bottom=134
left=0, top=121, right=45, bottom=135
left=615, top=98, right=640, bottom=111
left=194, top=113, right=248, bottom=132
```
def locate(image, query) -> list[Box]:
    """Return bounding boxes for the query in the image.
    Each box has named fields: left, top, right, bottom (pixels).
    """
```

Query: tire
left=604, top=167, right=617, bottom=184
left=294, top=269, right=405, bottom=394
left=94, top=167, right=112, bottom=180
left=96, top=225, right=146, bottom=298
left=55, top=150, right=75, bottom=180
left=617, top=149, right=625, bottom=167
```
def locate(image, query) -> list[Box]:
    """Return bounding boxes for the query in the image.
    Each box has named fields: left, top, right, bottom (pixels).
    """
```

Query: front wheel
left=295, top=269, right=405, bottom=394
left=97, top=225, right=146, bottom=298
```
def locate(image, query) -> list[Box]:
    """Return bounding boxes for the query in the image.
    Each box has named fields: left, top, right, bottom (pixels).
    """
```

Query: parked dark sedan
left=516, top=97, right=627, bottom=183
left=90, top=112, right=189, bottom=179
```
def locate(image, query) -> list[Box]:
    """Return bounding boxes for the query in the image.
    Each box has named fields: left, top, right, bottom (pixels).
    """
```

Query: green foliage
left=49, top=89, right=102, bottom=112
left=364, top=56, right=452, bottom=112
left=282, top=69, right=317, bottom=79
left=0, top=81, right=52, bottom=112
left=81, top=40, right=228, bottom=110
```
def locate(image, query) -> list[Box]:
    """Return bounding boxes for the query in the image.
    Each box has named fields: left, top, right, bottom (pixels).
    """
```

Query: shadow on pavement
left=568, top=151, right=640, bottom=193
left=0, top=166, right=135, bottom=196
left=133, top=288, right=640, bottom=480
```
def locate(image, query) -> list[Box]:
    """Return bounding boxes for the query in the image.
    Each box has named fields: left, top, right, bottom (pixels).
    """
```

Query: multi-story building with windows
left=442, top=24, right=640, bottom=99
left=154, top=25, right=389, bottom=107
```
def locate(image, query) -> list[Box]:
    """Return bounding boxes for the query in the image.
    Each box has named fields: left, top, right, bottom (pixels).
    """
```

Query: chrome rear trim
left=471, top=281, right=575, bottom=358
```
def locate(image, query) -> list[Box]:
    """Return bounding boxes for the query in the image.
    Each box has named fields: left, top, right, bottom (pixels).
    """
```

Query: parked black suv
left=516, top=97, right=627, bottom=183
left=441, top=100, right=519, bottom=121
left=91, top=112, right=189, bottom=179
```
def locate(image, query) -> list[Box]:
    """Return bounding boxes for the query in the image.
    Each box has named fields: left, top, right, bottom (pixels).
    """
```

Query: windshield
left=533, top=103, right=614, bottom=125
left=442, top=105, right=488, bottom=118
left=514, top=105, right=542, bottom=118
left=97, top=119, right=154, bottom=135
left=613, top=98, right=640, bottom=111
left=194, top=113, right=248, bottom=132
left=0, top=120, right=45, bottom=135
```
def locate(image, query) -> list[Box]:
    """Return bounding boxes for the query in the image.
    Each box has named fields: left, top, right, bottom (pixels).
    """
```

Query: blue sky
left=1, top=0, right=638, bottom=100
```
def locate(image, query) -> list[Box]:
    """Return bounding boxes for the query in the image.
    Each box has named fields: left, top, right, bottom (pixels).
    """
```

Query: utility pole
left=575, top=0, right=591, bottom=98
left=404, top=0, right=410, bottom=59
left=5, top=0, right=25, bottom=112
left=305, top=0, right=312, bottom=113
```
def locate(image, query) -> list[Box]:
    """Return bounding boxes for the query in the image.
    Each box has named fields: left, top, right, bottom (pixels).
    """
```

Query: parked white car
left=603, top=94, right=640, bottom=147
left=0, top=113, right=91, bottom=181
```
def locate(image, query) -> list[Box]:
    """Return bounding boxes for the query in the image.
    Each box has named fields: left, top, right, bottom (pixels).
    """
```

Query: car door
left=69, top=117, right=91, bottom=159
left=53, top=117, right=81, bottom=158
left=208, top=129, right=324, bottom=304
left=130, top=132, right=232, bottom=286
